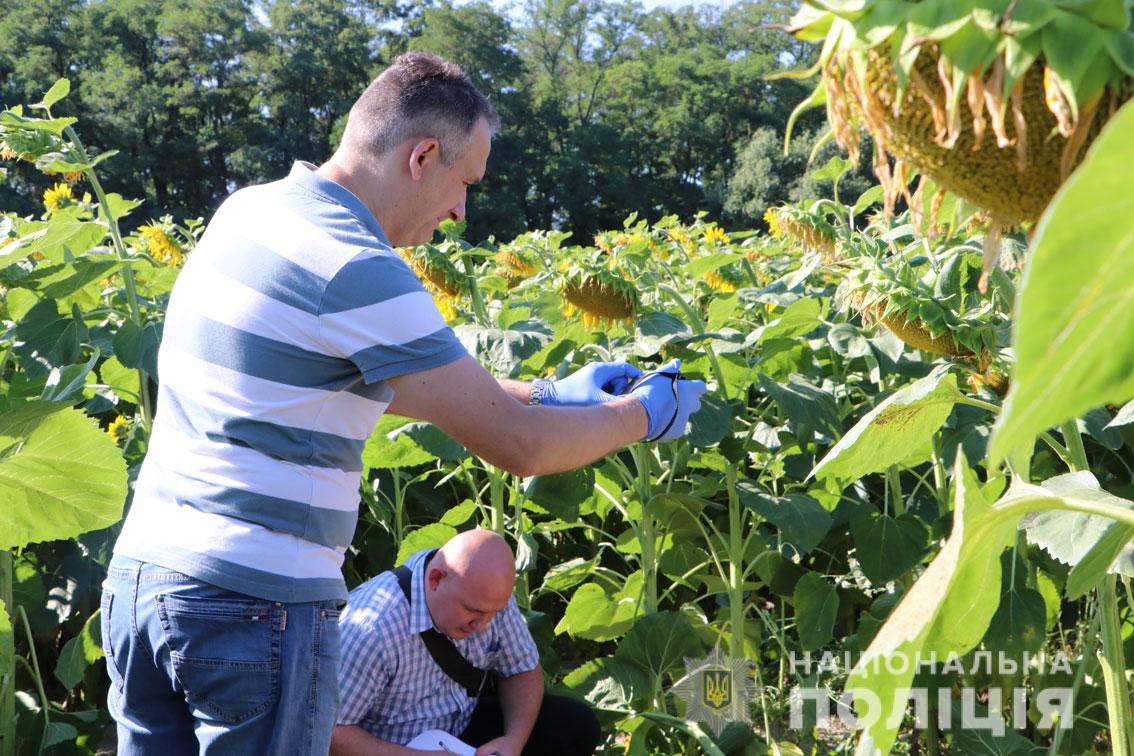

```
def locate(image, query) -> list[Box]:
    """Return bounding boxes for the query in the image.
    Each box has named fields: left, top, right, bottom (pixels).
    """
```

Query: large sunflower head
left=495, top=244, right=540, bottom=286
left=559, top=263, right=639, bottom=330
left=764, top=206, right=839, bottom=260
left=398, top=244, right=467, bottom=298
left=783, top=0, right=1133, bottom=225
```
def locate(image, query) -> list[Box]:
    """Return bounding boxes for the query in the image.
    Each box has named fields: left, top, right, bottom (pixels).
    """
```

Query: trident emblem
left=702, top=669, right=732, bottom=711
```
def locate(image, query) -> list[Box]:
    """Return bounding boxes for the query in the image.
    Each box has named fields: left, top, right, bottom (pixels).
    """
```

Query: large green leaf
left=525, top=467, right=594, bottom=521
left=112, top=320, right=161, bottom=377
left=981, top=553, right=1046, bottom=660
left=793, top=572, right=838, bottom=651
left=562, top=656, right=652, bottom=713
left=758, top=373, right=840, bottom=443
left=686, top=392, right=732, bottom=448
left=555, top=581, right=642, bottom=642
left=362, top=414, right=438, bottom=470
left=54, top=609, right=103, bottom=690
left=740, top=485, right=833, bottom=556
left=760, top=297, right=825, bottom=342
left=394, top=523, right=457, bottom=565
left=990, top=100, right=1134, bottom=463
left=454, top=321, right=553, bottom=376
left=614, top=611, right=704, bottom=697
left=0, top=401, right=128, bottom=550
left=13, top=298, right=85, bottom=380
left=1021, top=472, right=1134, bottom=593
left=847, top=458, right=1016, bottom=755
left=850, top=512, right=928, bottom=586
left=812, top=367, right=960, bottom=489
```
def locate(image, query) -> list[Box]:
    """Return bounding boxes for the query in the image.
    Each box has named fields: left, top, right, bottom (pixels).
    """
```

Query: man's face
left=405, top=117, right=492, bottom=247
left=427, top=565, right=511, bottom=640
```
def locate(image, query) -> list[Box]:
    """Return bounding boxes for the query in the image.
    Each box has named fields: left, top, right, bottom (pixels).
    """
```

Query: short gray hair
left=342, top=52, right=499, bottom=166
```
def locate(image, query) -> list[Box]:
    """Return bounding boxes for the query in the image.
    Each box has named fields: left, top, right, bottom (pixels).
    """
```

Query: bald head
left=424, top=529, right=517, bottom=639
left=436, top=529, right=514, bottom=588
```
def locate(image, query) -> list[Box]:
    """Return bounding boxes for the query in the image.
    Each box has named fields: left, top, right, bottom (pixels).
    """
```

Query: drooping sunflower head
left=495, top=244, right=540, bottom=286
left=664, top=227, right=695, bottom=255
left=783, top=0, right=1133, bottom=225
left=702, top=265, right=744, bottom=293
left=43, top=182, right=75, bottom=215
left=398, top=244, right=467, bottom=298
left=0, top=123, right=57, bottom=164
left=137, top=222, right=185, bottom=266
left=560, top=265, right=639, bottom=330
left=764, top=206, right=838, bottom=260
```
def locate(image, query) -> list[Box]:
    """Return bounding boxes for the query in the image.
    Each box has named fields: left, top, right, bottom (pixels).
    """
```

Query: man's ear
left=425, top=565, right=446, bottom=590
left=408, top=138, right=440, bottom=181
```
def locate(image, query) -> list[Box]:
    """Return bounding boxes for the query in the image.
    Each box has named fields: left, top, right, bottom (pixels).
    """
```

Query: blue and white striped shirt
left=337, top=549, right=540, bottom=744
left=114, top=163, right=467, bottom=603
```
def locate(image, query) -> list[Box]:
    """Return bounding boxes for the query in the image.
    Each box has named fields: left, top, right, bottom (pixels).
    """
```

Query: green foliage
left=848, top=459, right=1018, bottom=755
left=812, top=368, right=961, bottom=489
left=0, top=402, right=127, bottom=551
left=4, top=48, right=1134, bottom=754
left=992, top=101, right=1134, bottom=462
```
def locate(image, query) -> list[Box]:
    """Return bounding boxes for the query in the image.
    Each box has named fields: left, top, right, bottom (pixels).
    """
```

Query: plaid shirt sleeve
left=336, top=604, right=394, bottom=726
left=489, top=596, right=540, bottom=678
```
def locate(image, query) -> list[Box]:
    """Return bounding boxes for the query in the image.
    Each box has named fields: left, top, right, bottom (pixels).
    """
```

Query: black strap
left=393, top=549, right=490, bottom=698
left=625, top=368, right=684, bottom=441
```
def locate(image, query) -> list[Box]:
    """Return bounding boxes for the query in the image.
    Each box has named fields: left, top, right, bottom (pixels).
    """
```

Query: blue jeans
left=100, top=555, right=341, bottom=755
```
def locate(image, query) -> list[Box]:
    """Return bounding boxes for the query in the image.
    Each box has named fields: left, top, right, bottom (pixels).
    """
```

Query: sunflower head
left=43, top=182, right=75, bottom=215
left=703, top=266, right=743, bottom=293
left=495, top=245, right=540, bottom=286
left=561, top=266, right=639, bottom=330
left=398, top=244, right=467, bottom=298
left=106, top=415, right=130, bottom=443
left=764, top=206, right=838, bottom=260
left=784, top=0, right=1133, bottom=224
left=702, top=225, right=731, bottom=246
left=138, top=222, right=184, bottom=266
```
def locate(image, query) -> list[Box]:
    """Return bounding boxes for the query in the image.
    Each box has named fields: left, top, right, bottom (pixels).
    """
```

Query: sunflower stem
left=1099, top=575, right=1133, bottom=755
left=461, top=256, right=492, bottom=328
left=62, top=123, right=153, bottom=434
left=0, top=550, right=14, bottom=756
left=658, top=285, right=729, bottom=401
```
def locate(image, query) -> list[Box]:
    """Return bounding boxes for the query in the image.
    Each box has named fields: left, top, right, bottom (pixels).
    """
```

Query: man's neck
left=316, top=156, right=397, bottom=233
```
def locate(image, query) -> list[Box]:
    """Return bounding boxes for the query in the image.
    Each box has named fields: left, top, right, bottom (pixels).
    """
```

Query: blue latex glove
left=533, top=361, right=644, bottom=407
left=626, top=359, right=708, bottom=441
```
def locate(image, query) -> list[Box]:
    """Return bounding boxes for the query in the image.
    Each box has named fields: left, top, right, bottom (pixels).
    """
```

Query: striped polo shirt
left=113, top=162, right=467, bottom=603
left=336, top=549, right=540, bottom=744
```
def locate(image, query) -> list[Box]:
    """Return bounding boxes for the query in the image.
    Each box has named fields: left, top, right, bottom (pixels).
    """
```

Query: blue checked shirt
left=336, top=549, right=540, bottom=744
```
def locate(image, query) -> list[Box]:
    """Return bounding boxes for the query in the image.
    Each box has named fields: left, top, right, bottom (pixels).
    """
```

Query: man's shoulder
left=341, top=570, right=406, bottom=630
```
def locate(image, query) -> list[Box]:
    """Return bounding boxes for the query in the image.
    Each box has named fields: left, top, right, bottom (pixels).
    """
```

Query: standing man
left=100, top=51, right=706, bottom=754
left=331, top=529, right=601, bottom=756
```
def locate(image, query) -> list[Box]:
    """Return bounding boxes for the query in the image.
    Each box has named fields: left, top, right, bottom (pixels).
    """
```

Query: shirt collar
left=409, top=549, right=440, bottom=634
left=286, top=161, right=392, bottom=248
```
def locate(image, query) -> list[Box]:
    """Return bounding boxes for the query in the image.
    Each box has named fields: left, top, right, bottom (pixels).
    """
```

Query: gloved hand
left=532, top=361, right=643, bottom=407
left=625, top=359, right=708, bottom=441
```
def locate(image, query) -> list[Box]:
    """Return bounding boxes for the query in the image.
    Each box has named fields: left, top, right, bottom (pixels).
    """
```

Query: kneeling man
left=332, top=529, right=601, bottom=756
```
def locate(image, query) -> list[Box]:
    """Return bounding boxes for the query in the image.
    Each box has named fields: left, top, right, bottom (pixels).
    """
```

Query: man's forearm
left=497, top=378, right=533, bottom=404
left=496, top=668, right=544, bottom=746
left=330, top=724, right=433, bottom=756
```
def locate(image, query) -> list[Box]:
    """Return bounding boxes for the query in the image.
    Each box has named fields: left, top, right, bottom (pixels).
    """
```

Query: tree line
left=0, top=0, right=855, bottom=243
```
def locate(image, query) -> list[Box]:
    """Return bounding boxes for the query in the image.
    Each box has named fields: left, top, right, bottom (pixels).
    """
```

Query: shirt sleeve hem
left=358, top=341, right=468, bottom=384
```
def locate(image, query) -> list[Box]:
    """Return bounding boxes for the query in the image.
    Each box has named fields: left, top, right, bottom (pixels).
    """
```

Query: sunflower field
left=5, top=1, right=1134, bottom=751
